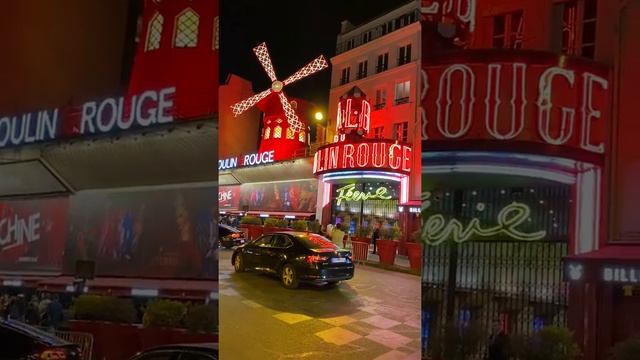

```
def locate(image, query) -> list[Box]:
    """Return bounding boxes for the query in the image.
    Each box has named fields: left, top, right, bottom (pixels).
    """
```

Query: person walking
left=47, top=295, right=64, bottom=331
left=331, top=224, right=345, bottom=248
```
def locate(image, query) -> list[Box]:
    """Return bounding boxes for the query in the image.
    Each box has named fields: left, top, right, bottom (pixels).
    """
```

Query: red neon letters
left=313, top=140, right=412, bottom=175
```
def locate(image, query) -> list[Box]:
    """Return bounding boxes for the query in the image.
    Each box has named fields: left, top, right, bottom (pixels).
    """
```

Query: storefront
left=420, top=50, right=610, bottom=355
left=313, top=89, right=420, bottom=252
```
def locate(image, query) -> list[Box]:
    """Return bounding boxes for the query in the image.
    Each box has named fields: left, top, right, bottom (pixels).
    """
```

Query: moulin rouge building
left=420, top=0, right=640, bottom=358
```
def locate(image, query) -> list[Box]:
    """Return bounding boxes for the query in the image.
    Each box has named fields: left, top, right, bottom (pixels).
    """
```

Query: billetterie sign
left=218, top=150, right=275, bottom=170
left=0, top=87, right=176, bottom=149
left=313, top=140, right=412, bottom=175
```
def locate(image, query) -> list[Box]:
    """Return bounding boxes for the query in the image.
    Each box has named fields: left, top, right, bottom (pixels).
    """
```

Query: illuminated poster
left=0, top=198, right=68, bottom=272
left=64, top=187, right=217, bottom=279
left=219, top=185, right=241, bottom=210
left=239, top=180, right=317, bottom=213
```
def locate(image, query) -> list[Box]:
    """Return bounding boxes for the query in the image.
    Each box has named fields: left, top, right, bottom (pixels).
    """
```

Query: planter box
left=351, top=236, right=371, bottom=244
left=406, top=242, right=423, bottom=271
left=240, top=224, right=263, bottom=240
left=69, top=320, right=217, bottom=360
left=263, top=226, right=291, bottom=235
left=377, top=240, right=399, bottom=266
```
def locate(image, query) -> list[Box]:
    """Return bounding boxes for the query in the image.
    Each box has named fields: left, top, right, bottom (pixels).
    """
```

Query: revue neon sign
left=313, top=140, right=412, bottom=175
left=422, top=201, right=546, bottom=245
left=335, top=183, right=392, bottom=206
left=421, top=58, right=609, bottom=155
left=218, top=150, right=275, bottom=170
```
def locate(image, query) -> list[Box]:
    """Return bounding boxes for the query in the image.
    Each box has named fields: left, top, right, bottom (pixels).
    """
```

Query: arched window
left=174, top=8, right=199, bottom=48
left=273, top=125, right=282, bottom=139
left=299, top=131, right=306, bottom=142
left=145, top=12, right=163, bottom=51
left=286, top=128, right=295, bottom=139
left=264, top=127, right=271, bottom=139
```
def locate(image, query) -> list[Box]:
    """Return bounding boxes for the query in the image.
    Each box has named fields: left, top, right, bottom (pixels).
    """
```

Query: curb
left=355, top=260, right=421, bottom=276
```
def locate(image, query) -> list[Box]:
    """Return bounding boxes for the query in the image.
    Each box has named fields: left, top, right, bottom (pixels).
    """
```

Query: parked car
left=129, top=343, right=218, bottom=360
left=0, top=319, right=81, bottom=360
left=219, top=224, right=247, bottom=249
left=231, top=231, right=354, bottom=289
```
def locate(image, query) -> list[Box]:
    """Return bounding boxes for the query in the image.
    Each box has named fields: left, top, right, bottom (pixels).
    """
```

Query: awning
left=565, top=245, right=640, bottom=262
left=2, top=276, right=218, bottom=300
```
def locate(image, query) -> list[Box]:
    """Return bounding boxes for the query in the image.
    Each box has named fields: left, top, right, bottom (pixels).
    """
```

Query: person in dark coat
left=486, top=320, right=510, bottom=360
left=371, top=225, right=381, bottom=254
left=47, top=295, right=64, bottom=330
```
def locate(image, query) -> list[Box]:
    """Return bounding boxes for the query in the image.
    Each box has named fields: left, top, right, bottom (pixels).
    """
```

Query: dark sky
left=220, top=0, right=411, bottom=110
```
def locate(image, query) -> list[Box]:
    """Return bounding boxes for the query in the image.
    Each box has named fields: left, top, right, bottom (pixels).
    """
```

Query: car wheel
left=281, top=264, right=299, bottom=289
left=326, top=281, right=340, bottom=287
left=233, top=254, right=245, bottom=272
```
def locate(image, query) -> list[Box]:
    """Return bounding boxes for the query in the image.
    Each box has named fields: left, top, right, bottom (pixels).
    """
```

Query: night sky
left=220, top=0, right=411, bottom=110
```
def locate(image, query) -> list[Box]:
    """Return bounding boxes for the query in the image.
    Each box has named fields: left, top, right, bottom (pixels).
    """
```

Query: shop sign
left=0, top=87, right=176, bottom=149
left=335, top=183, right=392, bottom=206
left=602, top=266, right=640, bottom=284
left=0, top=213, right=41, bottom=251
left=422, top=53, right=610, bottom=156
left=218, top=150, right=275, bottom=170
left=423, top=201, right=546, bottom=245
left=219, top=186, right=240, bottom=209
left=313, top=140, right=412, bottom=175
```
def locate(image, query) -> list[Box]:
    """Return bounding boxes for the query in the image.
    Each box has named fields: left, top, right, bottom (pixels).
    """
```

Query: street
left=218, top=248, right=421, bottom=360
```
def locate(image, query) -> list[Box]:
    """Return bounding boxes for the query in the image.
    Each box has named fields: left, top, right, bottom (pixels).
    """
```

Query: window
left=492, top=11, right=524, bottom=49
left=363, top=31, right=372, bottom=44
left=357, top=60, right=368, bottom=79
left=340, top=67, right=351, bottom=85
left=254, top=235, right=274, bottom=247
left=398, top=44, right=412, bottom=65
left=298, top=131, right=306, bottom=143
left=373, top=126, right=384, bottom=139
left=264, top=127, right=270, bottom=139
left=272, top=235, right=293, bottom=248
left=286, top=127, right=295, bottom=139
left=273, top=125, right=282, bottom=138
left=553, top=0, right=596, bottom=58
left=174, top=8, right=199, bottom=48
left=347, top=38, right=355, bottom=50
left=213, top=16, right=219, bottom=50
left=375, top=88, right=386, bottom=110
left=394, top=81, right=410, bottom=105
left=145, top=12, right=163, bottom=51
left=393, top=122, right=409, bottom=142
left=376, top=53, right=389, bottom=73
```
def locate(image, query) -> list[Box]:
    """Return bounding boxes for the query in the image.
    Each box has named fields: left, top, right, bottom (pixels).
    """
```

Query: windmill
left=231, top=42, right=328, bottom=134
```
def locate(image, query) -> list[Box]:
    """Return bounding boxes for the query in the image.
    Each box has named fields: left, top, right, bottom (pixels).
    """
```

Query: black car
left=0, top=319, right=81, bottom=360
left=129, top=343, right=217, bottom=360
left=219, top=224, right=247, bottom=249
left=231, top=231, right=354, bottom=289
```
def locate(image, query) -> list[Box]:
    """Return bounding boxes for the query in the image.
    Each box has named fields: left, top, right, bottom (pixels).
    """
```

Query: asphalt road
left=218, top=248, right=421, bottom=360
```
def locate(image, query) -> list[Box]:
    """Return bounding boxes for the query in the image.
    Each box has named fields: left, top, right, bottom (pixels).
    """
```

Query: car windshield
left=295, top=234, right=338, bottom=250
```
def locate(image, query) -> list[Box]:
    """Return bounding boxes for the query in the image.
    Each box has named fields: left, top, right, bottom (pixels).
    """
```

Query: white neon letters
left=581, top=72, right=607, bottom=154
left=485, top=63, right=527, bottom=140
left=437, top=64, right=475, bottom=139
left=537, top=67, right=576, bottom=145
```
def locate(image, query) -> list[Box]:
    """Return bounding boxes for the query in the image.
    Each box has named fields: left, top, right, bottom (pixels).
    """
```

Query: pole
left=445, top=189, right=463, bottom=324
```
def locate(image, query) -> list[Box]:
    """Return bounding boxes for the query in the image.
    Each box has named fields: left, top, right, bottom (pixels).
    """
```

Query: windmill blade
left=278, top=92, right=304, bottom=133
left=253, top=42, right=278, bottom=82
left=283, top=55, right=329, bottom=86
left=231, top=88, right=272, bottom=116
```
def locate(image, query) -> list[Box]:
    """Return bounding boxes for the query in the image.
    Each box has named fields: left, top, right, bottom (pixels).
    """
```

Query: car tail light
left=40, top=349, right=68, bottom=360
left=231, top=233, right=241, bottom=238
left=305, top=255, right=329, bottom=264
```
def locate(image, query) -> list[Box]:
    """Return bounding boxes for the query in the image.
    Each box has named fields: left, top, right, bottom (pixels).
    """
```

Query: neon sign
left=335, top=184, right=392, bottom=206
left=313, top=140, right=412, bottom=175
left=422, top=201, right=546, bottom=245
left=421, top=0, right=477, bottom=32
left=602, top=266, right=640, bottom=284
left=421, top=53, right=610, bottom=156
left=218, top=150, right=275, bottom=170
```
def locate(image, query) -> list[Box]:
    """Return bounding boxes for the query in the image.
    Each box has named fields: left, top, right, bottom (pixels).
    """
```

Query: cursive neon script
left=422, top=202, right=546, bottom=245
left=335, top=184, right=392, bottom=206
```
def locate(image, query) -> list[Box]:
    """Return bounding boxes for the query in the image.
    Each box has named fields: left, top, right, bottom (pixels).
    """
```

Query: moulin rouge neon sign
left=422, top=192, right=546, bottom=245
left=335, top=184, right=392, bottom=206
left=313, top=140, right=412, bottom=175
left=421, top=55, right=610, bottom=156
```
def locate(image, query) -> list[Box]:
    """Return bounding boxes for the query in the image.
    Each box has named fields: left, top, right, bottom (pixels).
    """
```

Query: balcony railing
left=376, top=64, right=388, bottom=73
left=397, top=56, right=411, bottom=66
left=394, top=97, right=410, bottom=105
left=356, top=71, right=368, bottom=80
left=374, top=102, right=386, bottom=110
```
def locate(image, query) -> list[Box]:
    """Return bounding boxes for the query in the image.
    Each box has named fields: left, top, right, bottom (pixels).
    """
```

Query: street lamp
left=314, top=112, right=324, bottom=121
left=314, top=111, right=328, bottom=143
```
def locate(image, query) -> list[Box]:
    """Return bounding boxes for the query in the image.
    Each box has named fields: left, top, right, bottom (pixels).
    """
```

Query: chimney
left=340, top=20, right=355, bottom=34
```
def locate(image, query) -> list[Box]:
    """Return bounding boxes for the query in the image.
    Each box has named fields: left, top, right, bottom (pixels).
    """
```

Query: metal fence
left=55, top=331, right=94, bottom=360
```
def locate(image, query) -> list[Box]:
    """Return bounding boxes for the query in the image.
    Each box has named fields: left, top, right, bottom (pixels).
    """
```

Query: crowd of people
left=0, top=292, right=66, bottom=330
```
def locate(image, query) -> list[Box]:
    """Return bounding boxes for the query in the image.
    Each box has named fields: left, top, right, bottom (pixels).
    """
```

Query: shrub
left=428, top=322, right=485, bottom=360
left=390, top=223, right=402, bottom=240
left=609, top=336, right=640, bottom=360
left=291, top=220, right=308, bottom=231
left=308, top=220, right=321, bottom=234
left=511, top=326, right=581, bottom=360
left=143, top=299, right=187, bottom=329
left=264, top=218, right=280, bottom=227
left=72, top=295, right=136, bottom=324
left=240, top=216, right=261, bottom=225
left=184, top=303, right=217, bottom=333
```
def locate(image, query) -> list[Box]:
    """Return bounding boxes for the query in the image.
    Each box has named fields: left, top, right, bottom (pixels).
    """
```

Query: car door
left=0, top=326, right=37, bottom=359
left=243, top=235, right=273, bottom=269
left=263, top=234, right=292, bottom=272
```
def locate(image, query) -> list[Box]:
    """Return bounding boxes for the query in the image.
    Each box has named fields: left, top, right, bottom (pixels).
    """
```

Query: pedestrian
left=25, top=297, right=41, bottom=325
left=486, top=320, right=510, bottom=360
left=47, top=295, right=64, bottom=330
left=331, top=224, right=345, bottom=248
left=372, top=225, right=381, bottom=254
left=9, top=294, right=26, bottom=322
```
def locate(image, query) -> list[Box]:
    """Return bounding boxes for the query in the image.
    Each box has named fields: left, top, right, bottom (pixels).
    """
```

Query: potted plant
left=143, top=299, right=187, bottom=329
left=406, top=229, right=423, bottom=271
left=609, top=336, right=640, bottom=360
left=308, top=220, right=321, bottom=234
left=291, top=220, right=308, bottom=231
left=240, top=215, right=263, bottom=240
left=377, top=225, right=400, bottom=265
